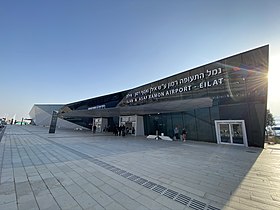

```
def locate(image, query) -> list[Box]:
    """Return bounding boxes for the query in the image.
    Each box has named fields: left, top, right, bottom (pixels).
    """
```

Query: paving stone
left=28, top=175, right=42, bottom=182
left=170, top=181, right=206, bottom=197
left=18, top=199, right=39, bottom=210
left=118, top=185, right=141, bottom=199
left=91, top=171, right=112, bottom=182
left=15, top=176, right=28, bottom=183
left=65, top=183, right=85, bottom=196
left=238, top=197, right=279, bottom=210
left=49, top=186, right=69, bottom=198
left=36, top=193, right=60, bottom=210
left=55, top=176, right=74, bottom=187
left=65, top=171, right=81, bottom=179
left=112, top=191, right=142, bottom=210
left=84, top=203, right=105, bottom=210
left=118, top=177, right=144, bottom=192
left=16, top=181, right=33, bottom=196
left=61, top=205, right=83, bottom=210
left=106, top=178, right=126, bottom=189
left=30, top=180, right=49, bottom=196
left=0, top=182, right=15, bottom=195
left=86, top=175, right=105, bottom=187
left=0, top=193, right=16, bottom=205
left=105, top=201, right=128, bottom=210
left=18, top=194, right=36, bottom=204
left=0, top=175, right=14, bottom=183
left=72, top=176, right=89, bottom=186
left=98, top=183, right=119, bottom=196
left=92, top=190, right=114, bottom=207
left=43, top=177, right=61, bottom=189
left=204, top=192, right=228, bottom=205
left=136, top=195, right=170, bottom=210
left=0, top=201, right=17, bottom=210
left=40, top=172, right=53, bottom=179
left=36, top=167, right=49, bottom=174
left=73, top=192, right=98, bottom=209
left=134, top=205, right=150, bottom=210
left=54, top=193, right=79, bottom=209
left=34, top=188, right=50, bottom=197
left=138, top=187, right=161, bottom=200
left=155, top=196, right=185, bottom=210
left=250, top=195, right=280, bottom=208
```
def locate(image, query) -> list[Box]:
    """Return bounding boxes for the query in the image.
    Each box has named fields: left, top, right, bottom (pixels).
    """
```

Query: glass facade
left=60, top=45, right=268, bottom=148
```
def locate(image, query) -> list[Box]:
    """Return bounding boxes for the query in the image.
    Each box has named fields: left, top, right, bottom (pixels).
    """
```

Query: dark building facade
left=59, top=45, right=269, bottom=147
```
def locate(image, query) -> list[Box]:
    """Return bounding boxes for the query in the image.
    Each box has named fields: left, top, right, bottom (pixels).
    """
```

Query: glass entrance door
left=215, top=120, right=248, bottom=146
left=231, top=123, right=244, bottom=144
left=220, top=123, right=231, bottom=143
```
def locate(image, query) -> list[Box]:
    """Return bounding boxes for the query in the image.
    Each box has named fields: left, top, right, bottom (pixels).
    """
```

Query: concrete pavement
left=0, top=125, right=280, bottom=210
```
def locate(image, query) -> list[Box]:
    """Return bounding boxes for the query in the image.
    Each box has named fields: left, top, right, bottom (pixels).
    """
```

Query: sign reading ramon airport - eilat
left=124, top=67, right=224, bottom=105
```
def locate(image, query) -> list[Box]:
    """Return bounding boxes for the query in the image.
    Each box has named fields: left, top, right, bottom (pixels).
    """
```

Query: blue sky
left=1, top=0, right=280, bottom=120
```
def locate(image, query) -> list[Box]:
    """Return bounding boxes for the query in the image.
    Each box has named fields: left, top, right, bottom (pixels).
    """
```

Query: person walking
left=174, top=126, right=179, bottom=141
left=182, top=128, right=187, bottom=142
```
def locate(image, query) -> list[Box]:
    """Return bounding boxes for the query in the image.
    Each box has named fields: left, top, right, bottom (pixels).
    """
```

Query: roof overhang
left=60, top=97, right=213, bottom=118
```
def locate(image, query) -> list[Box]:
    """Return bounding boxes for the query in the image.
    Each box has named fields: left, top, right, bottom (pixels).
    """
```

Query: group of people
left=113, top=125, right=125, bottom=136
left=174, top=126, right=187, bottom=142
left=113, top=125, right=135, bottom=137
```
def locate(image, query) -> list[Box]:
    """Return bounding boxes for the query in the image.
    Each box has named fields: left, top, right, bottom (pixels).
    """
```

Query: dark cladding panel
left=196, top=108, right=214, bottom=142
left=165, top=114, right=173, bottom=137
left=223, top=54, right=247, bottom=100
left=241, top=46, right=268, bottom=71
left=242, top=46, right=268, bottom=98
left=242, top=46, right=268, bottom=147
left=209, top=105, right=220, bottom=143
left=183, top=110, right=198, bottom=140
left=219, top=104, right=249, bottom=121
left=247, top=103, right=266, bottom=147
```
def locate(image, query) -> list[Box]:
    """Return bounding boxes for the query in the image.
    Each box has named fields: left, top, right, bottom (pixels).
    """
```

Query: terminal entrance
left=119, top=115, right=144, bottom=136
left=92, top=118, right=108, bottom=133
left=215, top=120, right=248, bottom=146
left=119, top=116, right=136, bottom=135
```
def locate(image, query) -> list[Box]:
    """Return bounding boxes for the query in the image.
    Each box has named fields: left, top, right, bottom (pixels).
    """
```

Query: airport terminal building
left=34, top=45, right=269, bottom=148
